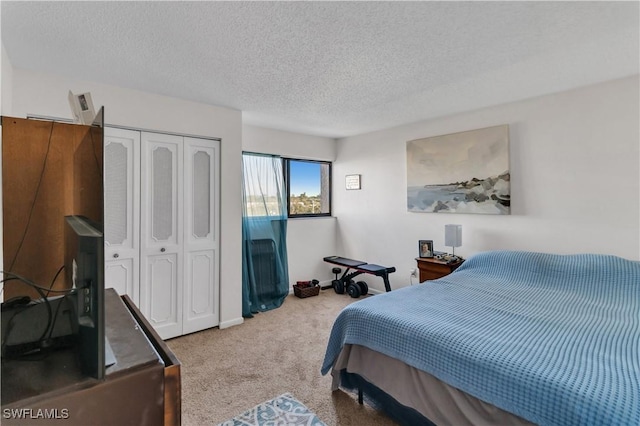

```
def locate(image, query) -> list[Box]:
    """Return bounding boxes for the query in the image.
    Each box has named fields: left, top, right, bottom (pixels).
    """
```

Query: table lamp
left=445, top=224, right=462, bottom=256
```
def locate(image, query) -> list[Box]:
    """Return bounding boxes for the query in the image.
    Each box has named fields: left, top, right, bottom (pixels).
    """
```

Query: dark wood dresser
left=416, top=257, right=464, bottom=282
left=1, top=289, right=181, bottom=425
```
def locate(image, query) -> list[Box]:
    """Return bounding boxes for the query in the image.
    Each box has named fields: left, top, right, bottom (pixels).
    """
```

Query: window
left=284, top=158, right=331, bottom=217
left=242, top=153, right=286, bottom=218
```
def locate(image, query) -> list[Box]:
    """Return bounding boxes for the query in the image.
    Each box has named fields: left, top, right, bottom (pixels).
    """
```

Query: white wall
left=7, top=68, right=637, bottom=304
left=8, top=68, right=244, bottom=329
left=334, top=76, right=640, bottom=292
left=242, top=125, right=338, bottom=286
left=1, top=43, right=13, bottom=115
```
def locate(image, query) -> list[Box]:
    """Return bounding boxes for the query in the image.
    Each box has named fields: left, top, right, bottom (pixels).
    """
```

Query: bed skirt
left=331, top=344, right=534, bottom=426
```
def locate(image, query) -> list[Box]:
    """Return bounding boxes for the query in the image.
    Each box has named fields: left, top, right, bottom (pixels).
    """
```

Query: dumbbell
left=331, top=267, right=344, bottom=294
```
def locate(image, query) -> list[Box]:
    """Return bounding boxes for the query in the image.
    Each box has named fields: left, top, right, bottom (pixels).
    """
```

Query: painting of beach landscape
left=407, top=125, right=510, bottom=215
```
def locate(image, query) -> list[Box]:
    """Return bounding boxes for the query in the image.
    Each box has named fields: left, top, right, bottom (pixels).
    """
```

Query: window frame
left=283, top=157, right=332, bottom=218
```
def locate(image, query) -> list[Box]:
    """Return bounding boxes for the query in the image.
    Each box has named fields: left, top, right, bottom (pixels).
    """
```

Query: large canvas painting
left=407, top=124, right=510, bottom=215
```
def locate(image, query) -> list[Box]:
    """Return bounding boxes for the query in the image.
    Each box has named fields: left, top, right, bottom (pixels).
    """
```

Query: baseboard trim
left=219, top=317, right=244, bottom=329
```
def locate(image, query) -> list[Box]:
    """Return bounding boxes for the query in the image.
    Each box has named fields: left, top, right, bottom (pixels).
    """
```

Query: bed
left=321, top=250, right=640, bottom=425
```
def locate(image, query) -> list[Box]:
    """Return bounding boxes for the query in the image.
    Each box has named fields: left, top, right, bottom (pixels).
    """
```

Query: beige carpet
left=167, top=289, right=398, bottom=426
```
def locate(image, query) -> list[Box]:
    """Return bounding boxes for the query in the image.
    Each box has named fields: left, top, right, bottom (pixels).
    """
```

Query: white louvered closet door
left=140, top=132, right=184, bottom=340
left=104, top=128, right=140, bottom=305
left=183, top=137, right=220, bottom=333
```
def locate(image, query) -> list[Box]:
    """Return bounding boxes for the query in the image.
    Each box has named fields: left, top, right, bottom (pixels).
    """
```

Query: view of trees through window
left=242, top=155, right=331, bottom=218
left=244, top=194, right=282, bottom=217
left=286, top=159, right=331, bottom=217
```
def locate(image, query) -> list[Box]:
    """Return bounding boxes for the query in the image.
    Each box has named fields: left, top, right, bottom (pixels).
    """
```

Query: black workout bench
left=323, top=256, right=396, bottom=297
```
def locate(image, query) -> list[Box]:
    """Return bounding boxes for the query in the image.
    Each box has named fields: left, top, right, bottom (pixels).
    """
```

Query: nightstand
left=415, top=257, right=464, bottom=282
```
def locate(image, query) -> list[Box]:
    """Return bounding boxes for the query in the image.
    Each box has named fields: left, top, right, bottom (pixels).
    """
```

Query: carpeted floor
left=167, top=289, right=398, bottom=425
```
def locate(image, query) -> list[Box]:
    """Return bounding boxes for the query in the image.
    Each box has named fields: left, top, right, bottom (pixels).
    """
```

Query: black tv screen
left=64, top=215, right=105, bottom=379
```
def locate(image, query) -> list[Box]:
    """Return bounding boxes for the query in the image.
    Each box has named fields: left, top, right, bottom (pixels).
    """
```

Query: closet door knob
left=160, top=247, right=166, bottom=253
left=113, top=253, right=119, bottom=259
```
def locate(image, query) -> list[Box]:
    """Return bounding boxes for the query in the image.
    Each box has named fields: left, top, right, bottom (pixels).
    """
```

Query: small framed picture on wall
left=419, top=240, right=434, bottom=258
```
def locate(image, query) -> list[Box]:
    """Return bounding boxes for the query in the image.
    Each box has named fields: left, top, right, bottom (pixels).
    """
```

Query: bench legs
left=338, top=269, right=392, bottom=293
left=381, top=274, right=391, bottom=292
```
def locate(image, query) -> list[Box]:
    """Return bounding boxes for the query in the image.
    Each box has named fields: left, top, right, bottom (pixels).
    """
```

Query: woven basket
left=293, top=284, right=320, bottom=298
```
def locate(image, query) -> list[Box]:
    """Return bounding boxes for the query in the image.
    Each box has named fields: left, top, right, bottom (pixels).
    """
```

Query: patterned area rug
left=218, top=393, right=326, bottom=426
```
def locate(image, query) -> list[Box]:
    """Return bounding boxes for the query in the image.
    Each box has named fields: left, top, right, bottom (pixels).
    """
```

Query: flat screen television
left=64, top=106, right=112, bottom=379
left=64, top=215, right=106, bottom=379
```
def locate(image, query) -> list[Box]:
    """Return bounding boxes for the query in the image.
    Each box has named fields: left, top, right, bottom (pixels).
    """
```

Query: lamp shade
left=445, top=224, right=462, bottom=248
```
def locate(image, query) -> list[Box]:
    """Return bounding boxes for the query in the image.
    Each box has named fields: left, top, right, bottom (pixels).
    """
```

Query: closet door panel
left=184, top=249, right=215, bottom=326
left=183, top=138, right=220, bottom=333
left=104, top=127, right=140, bottom=304
left=147, top=254, right=179, bottom=328
left=140, top=132, right=183, bottom=340
left=105, top=258, right=135, bottom=299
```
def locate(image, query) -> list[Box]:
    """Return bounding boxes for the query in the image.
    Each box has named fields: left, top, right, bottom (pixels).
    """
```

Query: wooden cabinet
left=416, top=257, right=464, bottom=282
left=1, top=289, right=181, bottom=426
left=1, top=117, right=103, bottom=300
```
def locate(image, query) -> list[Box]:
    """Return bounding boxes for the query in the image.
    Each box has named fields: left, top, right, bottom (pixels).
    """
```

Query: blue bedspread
left=321, top=251, right=640, bottom=426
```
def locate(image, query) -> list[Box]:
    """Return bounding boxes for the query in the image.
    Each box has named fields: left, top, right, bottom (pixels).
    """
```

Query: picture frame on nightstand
left=418, top=240, right=434, bottom=258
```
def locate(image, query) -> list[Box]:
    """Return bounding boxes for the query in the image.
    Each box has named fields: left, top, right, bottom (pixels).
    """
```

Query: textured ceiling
left=1, top=1, right=638, bottom=138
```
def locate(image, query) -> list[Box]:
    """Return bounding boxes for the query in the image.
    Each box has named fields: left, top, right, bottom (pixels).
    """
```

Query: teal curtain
left=241, top=153, right=290, bottom=317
